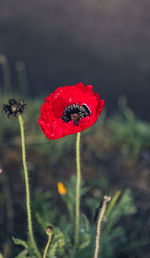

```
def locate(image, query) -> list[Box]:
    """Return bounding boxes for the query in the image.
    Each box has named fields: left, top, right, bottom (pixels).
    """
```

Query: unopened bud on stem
left=46, top=226, right=53, bottom=235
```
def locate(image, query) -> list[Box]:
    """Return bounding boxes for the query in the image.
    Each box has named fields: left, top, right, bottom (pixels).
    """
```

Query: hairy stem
left=18, top=115, right=41, bottom=258
left=93, top=196, right=111, bottom=258
left=75, top=132, right=81, bottom=247
left=43, top=233, right=52, bottom=258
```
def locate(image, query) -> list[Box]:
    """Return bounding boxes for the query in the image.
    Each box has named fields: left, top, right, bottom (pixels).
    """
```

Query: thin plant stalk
left=43, top=232, right=53, bottom=258
left=0, top=54, right=11, bottom=94
left=93, top=196, right=111, bottom=258
left=18, top=114, right=41, bottom=258
left=16, top=61, right=29, bottom=96
left=75, top=132, right=81, bottom=247
left=105, top=190, right=121, bottom=218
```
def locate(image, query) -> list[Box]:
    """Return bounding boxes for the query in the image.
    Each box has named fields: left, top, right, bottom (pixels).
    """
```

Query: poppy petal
left=38, top=83, right=104, bottom=140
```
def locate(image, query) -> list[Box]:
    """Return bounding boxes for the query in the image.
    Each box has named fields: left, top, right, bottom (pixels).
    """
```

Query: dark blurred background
left=0, top=0, right=150, bottom=119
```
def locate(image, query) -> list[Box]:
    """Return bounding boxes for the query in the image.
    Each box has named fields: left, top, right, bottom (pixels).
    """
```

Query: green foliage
left=48, top=228, right=70, bottom=258
left=78, top=214, right=91, bottom=249
left=105, top=190, right=121, bottom=218
left=81, top=189, right=136, bottom=258
left=12, top=236, right=36, bottom=258
left=12, top=237, right=28, bottom=249
left=102, top=190, right=136, bottom=258
left=108, top=97, right=150, bottom=157
left=30, top=177, right=136, bottom=258
left=14, top=249, right=28, bottom=258
left=1, top=93, right=149, bottom=257
left=61, top=176, right=89, bottom=223
left=32, top=189, right=58, bottom=231
left=104, top=189, right=136, bottom=233
left=15, top=172, right=135, bottom=258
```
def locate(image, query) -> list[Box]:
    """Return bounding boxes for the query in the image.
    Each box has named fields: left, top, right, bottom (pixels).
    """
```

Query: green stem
left=18, top=115, right=41, bottom=258
left=75, top=132, right=81, bottom=247
left=43, top=233, right=52, bottom=258
left=105, top=190, right=121, bottom=218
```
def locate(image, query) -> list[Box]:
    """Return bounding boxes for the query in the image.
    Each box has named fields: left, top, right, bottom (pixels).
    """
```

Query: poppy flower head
left=38, top=82, right=104, bottom=140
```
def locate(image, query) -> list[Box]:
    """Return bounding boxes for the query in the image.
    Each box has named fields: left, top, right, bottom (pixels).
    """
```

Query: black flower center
left=61, top=103, right=91, bottom=126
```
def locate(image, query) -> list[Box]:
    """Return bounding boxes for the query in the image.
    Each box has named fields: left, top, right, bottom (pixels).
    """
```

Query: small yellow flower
left=57, top=182, right=67, bottom=195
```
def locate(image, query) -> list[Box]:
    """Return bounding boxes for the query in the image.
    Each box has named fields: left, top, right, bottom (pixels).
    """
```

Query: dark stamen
left=61, top=103, right=91, bottom=126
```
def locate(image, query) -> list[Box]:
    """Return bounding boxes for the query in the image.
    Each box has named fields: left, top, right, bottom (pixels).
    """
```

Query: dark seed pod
left=2, top=99, right=26, bottom=118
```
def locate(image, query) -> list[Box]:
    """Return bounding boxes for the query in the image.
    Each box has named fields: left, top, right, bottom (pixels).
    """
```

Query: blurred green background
left=0, top=1, right=150, bottom=257
left=0, top=90, right=150, bottom=257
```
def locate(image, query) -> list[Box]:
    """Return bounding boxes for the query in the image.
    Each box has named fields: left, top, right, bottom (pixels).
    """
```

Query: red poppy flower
left=38, top=82, right=104, bottom=140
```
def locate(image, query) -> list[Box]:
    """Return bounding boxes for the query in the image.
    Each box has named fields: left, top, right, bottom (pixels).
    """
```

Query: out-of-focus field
left=0, top=90, right=150, bottom=257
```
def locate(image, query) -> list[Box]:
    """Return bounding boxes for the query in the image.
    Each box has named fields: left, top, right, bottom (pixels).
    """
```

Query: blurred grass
left=0, top=54, right=12, bottom=94
left=0, top=56, right=150, bottom=257
left=0, top=93, right=150, bottom=257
